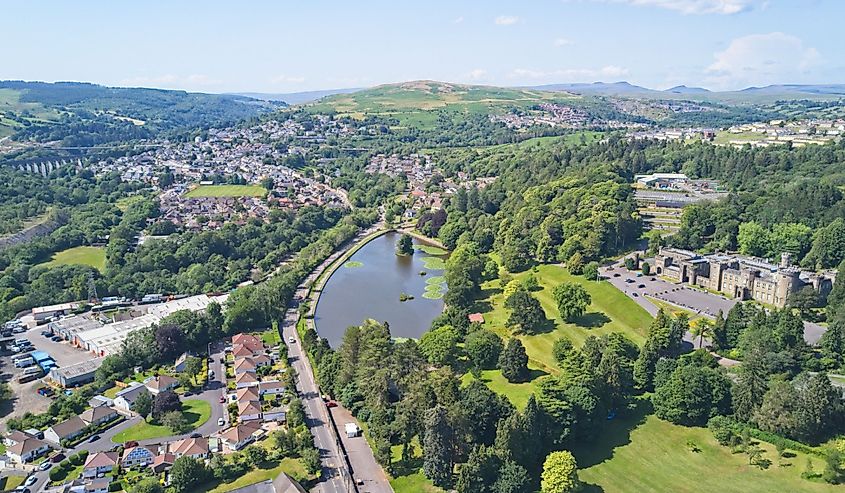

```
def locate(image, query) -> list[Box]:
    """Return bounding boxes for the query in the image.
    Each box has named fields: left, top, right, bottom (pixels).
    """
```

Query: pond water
left=314, top=232, right=447, bottom=347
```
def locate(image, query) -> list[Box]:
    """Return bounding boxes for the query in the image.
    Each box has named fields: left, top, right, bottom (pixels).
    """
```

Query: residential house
left=235, top=371, right=258, bottom=389
left=150, top=453, right=175, bottom=474
left=44, top=416, right=86, bottom=444
left=238, top=401, right=263, bottom=422
left=234, top=357, right=258, bottom=375
left=89, top=395, right=113, bottom=408
left=258, top=381, right=285, bottom=396
left=227, top=472, right=307, bottom=493
left=218, top=423, right=261, bottom=451
left=80, top=406, right=118, bottom=427
left=114, top=382, right=150, bottom=412
left=168, top=437, right=209, bottom=459
left=144, top=375, right=179, bottom=395
left=5, top=432, right=50, bottom=463
left=121, top=445, right=156, bottom=468
left=236, top=387, right=260, bottom=402
left=85, top=478, right=110, bottom=493
left=83, top=451, right=119, bottom=478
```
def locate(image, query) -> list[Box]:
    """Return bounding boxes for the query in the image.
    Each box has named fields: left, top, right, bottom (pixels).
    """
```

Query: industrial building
left=48, top=358, right=105, bottom=388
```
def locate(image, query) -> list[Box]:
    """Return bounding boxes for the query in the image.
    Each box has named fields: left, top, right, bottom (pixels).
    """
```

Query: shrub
left=109, top=481, right=122, bottom=492
left=708, top=416, right=740, bottom=446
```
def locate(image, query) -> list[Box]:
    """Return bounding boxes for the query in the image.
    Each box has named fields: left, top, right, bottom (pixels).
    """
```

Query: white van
left=14, top=357, right=34, bottom=368
left=22, top=367, right=42, bottom=377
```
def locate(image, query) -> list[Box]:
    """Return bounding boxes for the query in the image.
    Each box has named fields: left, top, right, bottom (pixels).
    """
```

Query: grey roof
left=227, top=473, right=307, bottom=493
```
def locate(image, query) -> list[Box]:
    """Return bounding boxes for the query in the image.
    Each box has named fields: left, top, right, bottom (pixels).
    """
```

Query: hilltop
left=0, top=81, right=281, bottom=143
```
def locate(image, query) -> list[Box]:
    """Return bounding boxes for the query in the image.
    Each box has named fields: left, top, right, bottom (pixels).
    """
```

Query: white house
left=43, top=416, right=86, bottom=444
left=80, top=406, right=118, bottom=427
left=83, top=451, right=119, bottom=478
left=218, top=423, right=260, bottom=452
left=238, top=401, right=262, bottom=422
left=114, top=382, right=150, bottom=412
left=5, top=431, right=50, bottom=463
left=121, top=445, right=156, bottom=468
left=258, top=380, right=285, bottom=396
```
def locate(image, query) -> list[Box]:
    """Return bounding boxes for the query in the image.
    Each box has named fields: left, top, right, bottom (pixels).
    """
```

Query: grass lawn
left=207, top=458, right=308, bottom=493
left=185, top=184, right=267, bottom=198
left=260, top=330, right=281, bottom=346
left=389, top=437, right=444, bottom=493
left=461, top=368, right=546, bottom=410
left=103, top=386, right=120, bottom=399
left=574, top=398, right=837, bottom=493
left=0, top=475, right=24, bottom=491
left=391, top=472, right=444, bottom=493
left=40, top=246, right=106, bottom=271
left=478, top=264, right=653, bottom=373
left=111, top=399, right=211, bottom=443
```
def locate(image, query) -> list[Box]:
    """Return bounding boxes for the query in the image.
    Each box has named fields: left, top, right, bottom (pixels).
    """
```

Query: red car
left=326, top=400, right=338, bottom=408
left=219, top=395, right=227, bottom=404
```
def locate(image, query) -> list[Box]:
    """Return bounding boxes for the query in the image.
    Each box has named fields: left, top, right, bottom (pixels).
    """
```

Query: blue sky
left=3, top=0, right=843, bottom=93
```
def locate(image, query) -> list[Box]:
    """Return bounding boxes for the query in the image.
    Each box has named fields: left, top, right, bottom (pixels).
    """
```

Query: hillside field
left=185, top=184, right=268, bottom=198
left=40, top=246, right=106, bottom=271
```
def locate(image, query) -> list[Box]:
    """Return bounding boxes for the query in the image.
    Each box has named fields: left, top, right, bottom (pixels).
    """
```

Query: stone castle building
left=654, top=248, right=834, bottom=308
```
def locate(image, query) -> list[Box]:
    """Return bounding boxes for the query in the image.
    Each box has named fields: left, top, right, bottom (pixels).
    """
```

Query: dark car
left=612, top=273, right=621, bottom=278
left=624, top=279, right=634, bottom=284
left=40, top=330, right=51, bottom=337
left=51, top=336, right=62, bottom=342
left=632, top=292, right=639, bottom=297
left=50, top=453, right=66, bottom=463
left=189, top=432, right=202, bottom=438
left=637, top=284, right=645, bottom=288
left=88, top=434, right=100, bottom=443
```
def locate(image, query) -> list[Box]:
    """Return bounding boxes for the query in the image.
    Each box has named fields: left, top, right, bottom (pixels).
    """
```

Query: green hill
left=306, top=80, right=585, bottom=127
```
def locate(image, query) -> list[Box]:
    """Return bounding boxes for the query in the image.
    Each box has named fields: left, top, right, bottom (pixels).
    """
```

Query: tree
left=641, top=261, right=651, bottom=276
left=152, top=390, right=181, bottom=420
left=131, top=479, right=164, bottom=493
left=583, top=261, right=599, bottom=281
left=154, top=323, right=185, bottom=362
left=302, top=446, right=321, bottom=475
left=499, top=338, right=529, bottom=383
left=419, top=325, right=460, bottom=366
left=169, top=456, right=210, bottom=493
left=653, top=364, right=732, bottom=426
left=462, top=380, right=514, bottom=446
left=493, top=458, right=530, bottom=493
left=184, top=356, right=203, bottom=380
left=541, top=450, right=580, bottom=493
left=287, top=398, right=305, bottom=428
left=456, top=445, right=500, bottom=493
left=689, top=319, right=713, bottom=349
left=738, top=222, right=770, bottom=257
left=423, top=405, right=454, bottom=488
left=134, top=391, right=153, bottom=421
left=465, top=330, right=504, bottom=370
left=804, top=218, right=845, bottom=269
left=396, top=234, right=414, bottom=256
left=244, top=444, right=268, bottom=466
left=553, top=283, right=591, bottom=323
left=552, top=336, right=574, bottom=368
left=505, top=288, right=547, bottom=334
left=731, top=350, right=769, bottom=423
left=161, top=410, right=190, bottom=434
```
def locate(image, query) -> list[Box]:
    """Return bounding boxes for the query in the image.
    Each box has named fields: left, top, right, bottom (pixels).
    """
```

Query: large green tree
left=423, top=405, right=455, bottom=488
left=553, top=282, right=592, bottom=322
left=499, top=338, right=529, bottom=383
left=540, top=450, right=580, bottom=493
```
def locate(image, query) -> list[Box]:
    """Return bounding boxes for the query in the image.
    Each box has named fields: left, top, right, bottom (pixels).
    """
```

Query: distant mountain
left=233, top=88, right=362, bottom=105
left=664, top=85, right=710, bottom=94
left=528, top=81, right=656, bottom=95
left=738, top=84, right=845, bottom=96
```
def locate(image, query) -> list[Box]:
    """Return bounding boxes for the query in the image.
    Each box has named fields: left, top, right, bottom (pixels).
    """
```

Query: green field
left=461, top=368, right=546, bottom=409
left=185, top=184, right=268, bottom=198
left=478, top=264, right=653, bottom=374
left=111, top=400, right=211, bottom=443
left=575, top=398, right=837, bottom=493
left=0, top=474, right=25, bottom=491
left=40, top=246, right=106, bottom=271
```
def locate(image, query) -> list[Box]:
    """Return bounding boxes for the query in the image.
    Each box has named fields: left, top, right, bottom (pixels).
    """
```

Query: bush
left=708, top=416, right=739, bottom=446
left=77, top=449, right=89, bottom=461
left=69, top=453, right=85, bottom=466
left=109, top=481, right=122, bottom=492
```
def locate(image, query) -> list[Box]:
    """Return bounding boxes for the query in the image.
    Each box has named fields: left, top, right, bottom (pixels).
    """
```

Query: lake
left=314, top=232, right=448, bottom=347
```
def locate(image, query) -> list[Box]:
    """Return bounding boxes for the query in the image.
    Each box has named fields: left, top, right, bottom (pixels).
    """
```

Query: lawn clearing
left=479, top=264, right=653, bottom=373
left=40, top=246, right=106, bottom=271
left=461, top=368, right=547, bottom=409
left=574, top=398, right=838, bottom=493
left=0, top=475, right=24, bottom=491
left=185, top=184, right=267, bottom=198
left=111, top=399, right=211, bottom=443
left=207, top=458, right=308, bottom=493
left=391, top=472, right=444, bottom=493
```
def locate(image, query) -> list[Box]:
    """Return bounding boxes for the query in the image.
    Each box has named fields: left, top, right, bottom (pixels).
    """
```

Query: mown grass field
left=111, top=399, right=211, bottom=443
left=575, top=399, right=838, bottom=493
left=461, top=368, right=546, bottom=409
left=478, top=263, right=653, bottom=374
left=40, top=246, right=106, bottom=271
left=185, top=184, right=267, bottom=198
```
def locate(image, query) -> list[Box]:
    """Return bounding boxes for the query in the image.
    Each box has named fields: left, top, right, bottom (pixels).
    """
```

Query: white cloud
left=465, top=69, right=488, bottom=81
left=509, top=65, right=629, bottom=81
left=271, top=74, right=306, bottom=84
left=607, top=0, right=761, bottom=15
left=453, top=16, right=464, bottom=23
left=494, top=15, right=520, bottom=25
left=553, top=37, right=574, bottom=47
left=706, top=32, right=821, bottom=89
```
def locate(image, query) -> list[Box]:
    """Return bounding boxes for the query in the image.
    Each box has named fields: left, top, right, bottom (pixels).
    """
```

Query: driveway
left=330, top=406, right=392, bottom=493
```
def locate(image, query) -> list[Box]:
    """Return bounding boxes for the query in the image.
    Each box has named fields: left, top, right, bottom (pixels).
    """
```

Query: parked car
left=50, top=453, right=66, bottom=463
left=624, top=279, right=634, bottom=284
left=637, top=284, right=645, bottom=288
left=13, top=487, right=30, bottom=493
left=217, top=417, right=225, bottom=426
left=12, top=326, right=27, bottom=334
left=326, top=400, right=338, bottom=408
left=632, top=293, right=639, bottom=297
left=189, top=432, right=202, bottom=438
left=24, top=476, right=37, bottom=487
left=612, top=273, right=621, bottom=277
left=37, top=387, right=54, bottom=397
left=88, top=434, right=101, bottom=443
left=288, top=336, right=296, bottom=344
left=38, top=461, right=52, bottom=471
left=40, top=330, right=51, bottom=337
left=51, top=336, right=62, bottom=342
left=124, top=441, right=139, bottom=448
left=219, top=395, right=226, bottom=404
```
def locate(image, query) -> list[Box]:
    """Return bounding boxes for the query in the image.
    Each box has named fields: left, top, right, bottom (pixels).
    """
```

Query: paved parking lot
left=24, top=327, right=95, bottom=367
